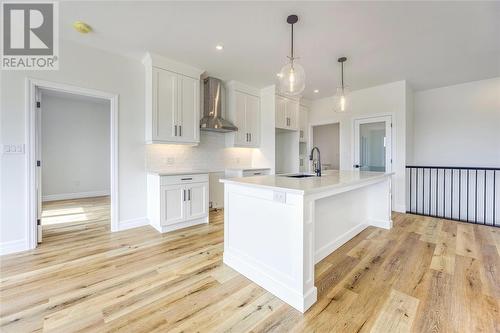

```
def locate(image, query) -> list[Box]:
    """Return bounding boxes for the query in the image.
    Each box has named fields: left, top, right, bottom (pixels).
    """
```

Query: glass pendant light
left=333, top=57, right=350, bottom=112
left=278, top=15, right=305, bottom=96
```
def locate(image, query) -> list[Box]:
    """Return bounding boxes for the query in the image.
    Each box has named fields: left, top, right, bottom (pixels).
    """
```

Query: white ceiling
left=60, top=1, right=500, bottom=99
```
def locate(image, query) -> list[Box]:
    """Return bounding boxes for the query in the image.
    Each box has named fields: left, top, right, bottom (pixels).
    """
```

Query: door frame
left=25, top=78, right=119, bottom=249
left=352, top=115, right=392, bottom=172
left=308, top=120, right=342, bottom=171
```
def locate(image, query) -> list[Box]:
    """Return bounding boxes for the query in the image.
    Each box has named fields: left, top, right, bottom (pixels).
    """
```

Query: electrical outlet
left=273, top=191, right=286, bottom=204
left=236, top=157, right=240, bottom=164
left=167, top=157, right=175, bottom=165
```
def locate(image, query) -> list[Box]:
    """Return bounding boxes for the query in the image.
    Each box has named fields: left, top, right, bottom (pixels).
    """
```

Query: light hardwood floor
left=1, top=197, right=499, bottom=332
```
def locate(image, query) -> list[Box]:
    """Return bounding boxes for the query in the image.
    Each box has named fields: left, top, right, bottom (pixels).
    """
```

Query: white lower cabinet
left=148, top=173, right=209, bottom=233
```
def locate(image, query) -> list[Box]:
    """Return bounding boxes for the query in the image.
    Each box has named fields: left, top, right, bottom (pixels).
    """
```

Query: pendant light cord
left=341, top=61, right=344, bottom=91
left=290, top=23, right=294, bottom=61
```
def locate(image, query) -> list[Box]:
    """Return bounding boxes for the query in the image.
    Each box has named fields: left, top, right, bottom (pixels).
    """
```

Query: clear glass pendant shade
left=332, top=86, right=350, bottom=112
left=278, top=61, right=305, bottom=97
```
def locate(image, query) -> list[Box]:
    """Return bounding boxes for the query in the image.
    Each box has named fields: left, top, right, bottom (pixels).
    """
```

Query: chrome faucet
left=309, top=147, right=321, bottom=177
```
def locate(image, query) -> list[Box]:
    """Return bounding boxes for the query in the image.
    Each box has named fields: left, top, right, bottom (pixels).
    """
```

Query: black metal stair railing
left=406, top=166, right=499, bottom=227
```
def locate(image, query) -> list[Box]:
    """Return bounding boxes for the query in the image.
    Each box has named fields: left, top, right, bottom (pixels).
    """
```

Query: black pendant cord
left=290, top=23, right=294, bottom=60
left=338, top=57, right=347, bottom=93
left=341, top=61, right=344, bottom=90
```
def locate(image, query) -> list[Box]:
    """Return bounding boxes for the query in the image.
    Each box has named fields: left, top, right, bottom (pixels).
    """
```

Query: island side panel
left=312, top=176, right=392, bottom=264
left=222, top=183, right=316, bottom=312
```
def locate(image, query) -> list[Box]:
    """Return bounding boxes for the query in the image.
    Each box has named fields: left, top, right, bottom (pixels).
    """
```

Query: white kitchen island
left=220, top=170, right=392, bottom=313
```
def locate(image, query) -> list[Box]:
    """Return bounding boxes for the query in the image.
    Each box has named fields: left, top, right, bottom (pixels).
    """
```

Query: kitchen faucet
left=309, top=147, right=322, bottom=177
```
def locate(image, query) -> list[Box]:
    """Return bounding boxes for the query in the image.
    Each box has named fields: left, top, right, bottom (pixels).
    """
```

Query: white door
left=234, top=91, right=248, bottom=145
left=178, top=75, right=199, bottom=143
left=186, top=182, right=208, bottom=220
left=246, top=94, right=260, bottom=146
left=160, top=184, right=185, bottom=225
left=275, top=96, right=287, bottom=129
left=155, top=68, right=178, bottom=141
left=353, top=116, right=392, bottom=172
left=35, top=88, right=42, bottom=243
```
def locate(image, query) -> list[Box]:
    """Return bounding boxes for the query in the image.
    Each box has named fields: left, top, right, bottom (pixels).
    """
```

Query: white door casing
left=353, top=115, right=392, bottom=173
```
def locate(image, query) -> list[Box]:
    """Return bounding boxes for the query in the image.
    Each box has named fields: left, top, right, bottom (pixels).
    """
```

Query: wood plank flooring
left=1, top=197, right=499, bottom=332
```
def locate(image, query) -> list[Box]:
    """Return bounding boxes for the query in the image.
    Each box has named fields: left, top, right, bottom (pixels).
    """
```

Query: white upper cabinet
left=144, top=52, right=203, bottom=144
left=275, top=95, right=299, bottom=131
left=226, top=81, right=261, bottom=148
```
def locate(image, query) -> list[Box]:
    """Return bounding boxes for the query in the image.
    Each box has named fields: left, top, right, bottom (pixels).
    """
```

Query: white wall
left=413, top=77, right=500, bottom=167
left=1, top=40, right=146, bottom=253
left=310, top=80, right=412, bottom=212
left=312, top=123, right=340, bottom=170
left=41, top=92, right=110, bottom=201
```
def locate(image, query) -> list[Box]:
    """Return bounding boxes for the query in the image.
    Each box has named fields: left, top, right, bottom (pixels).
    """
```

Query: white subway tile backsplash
left=146, top=131, right=254, bottom=172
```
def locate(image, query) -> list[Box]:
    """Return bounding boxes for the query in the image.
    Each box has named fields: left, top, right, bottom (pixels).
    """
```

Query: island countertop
left=220, top=170, right=392, bottom=195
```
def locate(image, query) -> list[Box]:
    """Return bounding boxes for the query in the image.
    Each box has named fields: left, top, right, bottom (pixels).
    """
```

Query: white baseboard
left=151, top=216, right=208, bottom=233
left=0, top=239, right=28, bottom=256
left=369, top=218, right=393, bottom=229
left=224, top=251, right=317, bottom=313
left=42, top=190, right=110, bottom=202
left=393, top=203, right=406, bottom=213
left=118, top=217, right=149, bottom=231
left=315, top=223, right=368, bottom=264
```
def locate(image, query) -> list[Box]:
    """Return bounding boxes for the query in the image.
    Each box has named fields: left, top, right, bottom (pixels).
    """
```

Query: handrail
left=406, top=165, right=499, bottom=171
left=406, top=165, right=498, bottom=227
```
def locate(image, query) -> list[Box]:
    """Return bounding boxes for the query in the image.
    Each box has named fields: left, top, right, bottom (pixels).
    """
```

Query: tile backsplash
left=146, top=131, right=254, bottom=172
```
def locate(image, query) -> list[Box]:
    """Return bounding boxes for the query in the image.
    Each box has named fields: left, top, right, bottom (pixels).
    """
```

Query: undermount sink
left=284, top=174, right=316, bottom=178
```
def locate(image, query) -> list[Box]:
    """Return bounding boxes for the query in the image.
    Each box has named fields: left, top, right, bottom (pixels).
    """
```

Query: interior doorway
left=353, top=115, right=392, bottom=172
left=311, top=123, right=340, bottom=171
left=26, top=79, right=119, bottom=249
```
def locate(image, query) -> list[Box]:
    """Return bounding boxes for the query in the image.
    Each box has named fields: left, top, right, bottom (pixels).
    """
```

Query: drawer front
left=161, top=173, right=209, bottom=185
left=242, top=169, right=270, bottom=177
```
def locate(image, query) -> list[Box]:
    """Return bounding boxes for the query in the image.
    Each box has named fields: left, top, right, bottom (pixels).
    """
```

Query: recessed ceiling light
left=313, top=89, right=319, bottom=93
left=73, top=21, right=92, bottom=34
left=215, top=44, right=224, bottom=51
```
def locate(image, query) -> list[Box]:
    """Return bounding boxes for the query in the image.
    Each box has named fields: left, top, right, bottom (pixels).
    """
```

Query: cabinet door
left=245, top=94, right=260, bottom=147
left=154, top=68, right=178, bottom=141
left=275, top=96, right=287, bottom=129
left=299, top=105, right=308, bottom=141
left=186, top=182, right=208, bottom=220
left=178, top=75, right=200, bottom=143
left=160, top=184, right=185, bottom=225
left=286, top=99, right=299, bottom=130
left=234, top=91, right=248, bottom=146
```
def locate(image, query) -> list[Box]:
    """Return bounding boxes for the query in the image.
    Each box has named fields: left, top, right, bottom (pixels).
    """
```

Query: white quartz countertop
left=220, top=170, right=392, bottom=194
left=148, top=169, right=209, bottom=176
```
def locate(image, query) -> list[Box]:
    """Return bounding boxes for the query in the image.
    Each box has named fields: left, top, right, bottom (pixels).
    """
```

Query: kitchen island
left=220, top=170, right=392, bottom=312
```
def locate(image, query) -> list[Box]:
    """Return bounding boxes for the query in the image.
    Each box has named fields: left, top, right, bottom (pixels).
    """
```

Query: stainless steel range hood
left=200, top=77, right=237, bottom=133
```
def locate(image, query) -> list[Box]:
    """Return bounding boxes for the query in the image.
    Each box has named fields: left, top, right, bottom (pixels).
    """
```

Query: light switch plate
left=273, top=191, right=286, bottom=204
left=3, top=144, right=25, bottom=154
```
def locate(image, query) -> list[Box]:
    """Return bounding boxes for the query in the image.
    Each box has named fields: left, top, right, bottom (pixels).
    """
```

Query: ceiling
left=60, top=1, right=500, bottom=99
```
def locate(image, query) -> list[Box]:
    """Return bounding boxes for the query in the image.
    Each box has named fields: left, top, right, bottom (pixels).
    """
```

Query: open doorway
left=26, top=79, right=118, bottom=249
left=39, top=89, right=110, bottom=241
left=311, top=123, right=340, bottom=171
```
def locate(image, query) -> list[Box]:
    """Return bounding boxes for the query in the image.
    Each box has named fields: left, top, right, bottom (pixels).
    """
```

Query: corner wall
left=309, top=80, right=411, bottom=212
left=413, top=77, right=500, bottom=167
